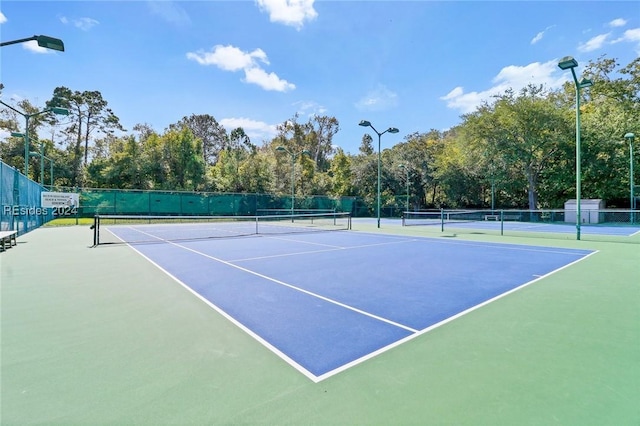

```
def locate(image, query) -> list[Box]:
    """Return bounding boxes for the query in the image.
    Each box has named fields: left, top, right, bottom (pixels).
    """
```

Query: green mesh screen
left=75, top=188, right=357, bottom=217
left=1, top=160, right=54, bottom=235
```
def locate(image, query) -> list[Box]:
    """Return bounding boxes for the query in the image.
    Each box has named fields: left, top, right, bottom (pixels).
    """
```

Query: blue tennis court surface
left=105, top=226, right=595, bottom=381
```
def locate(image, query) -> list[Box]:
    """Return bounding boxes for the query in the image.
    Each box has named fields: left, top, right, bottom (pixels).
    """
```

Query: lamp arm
left=0, top=36, right=37, bottom=47
left=0, top=100, right=24, bottom=116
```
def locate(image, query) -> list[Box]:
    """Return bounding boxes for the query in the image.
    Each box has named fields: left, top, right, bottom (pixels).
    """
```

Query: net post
left=92, top=215, right=100, bottom=246
left=500, top=210, right=504, bottom=236
left=440, top=208, right=444, bottom=232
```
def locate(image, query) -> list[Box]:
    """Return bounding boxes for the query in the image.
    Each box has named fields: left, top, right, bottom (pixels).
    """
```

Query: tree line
left=1, top=56, right=638, bottom=211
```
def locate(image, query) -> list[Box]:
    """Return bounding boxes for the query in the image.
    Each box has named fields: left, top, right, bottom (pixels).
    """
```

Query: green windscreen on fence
left=0, top=160, right=54, bottom=235
left=77, top=188, right=357, bottom=218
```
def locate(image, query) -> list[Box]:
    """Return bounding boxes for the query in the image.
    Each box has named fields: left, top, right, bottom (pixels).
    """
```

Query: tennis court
left=98, top=216, right=593, bottom=381
left=2, top=219, right=638, bottom=424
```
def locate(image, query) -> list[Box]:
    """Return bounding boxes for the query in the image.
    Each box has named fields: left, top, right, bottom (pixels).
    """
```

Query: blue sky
left=1, top=1, right=639, bottom=154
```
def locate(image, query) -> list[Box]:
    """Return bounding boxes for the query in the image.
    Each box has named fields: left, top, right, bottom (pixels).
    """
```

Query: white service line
left=229, top=237, right=419, bottom=262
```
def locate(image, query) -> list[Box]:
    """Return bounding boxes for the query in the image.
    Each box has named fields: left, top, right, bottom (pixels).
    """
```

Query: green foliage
left=329, top=148, right=353, bottom=196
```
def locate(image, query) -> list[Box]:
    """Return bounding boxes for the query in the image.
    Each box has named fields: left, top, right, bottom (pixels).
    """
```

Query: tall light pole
left=276, top=146, right=310, bottom=217
left=0, top=101, right=68, bottom=178
left=624, top=132, right=635, bottom=223
left=1, top=35, right=65, bottom=51
left=399, top=164, right=409, bottom=213
left=29, top=150, right=55, bottom=188
left=558, top=56, right=593, bottom=241
left=12, top=131, right=53, bottom=187
left=359, top=120, right=399, bottom=228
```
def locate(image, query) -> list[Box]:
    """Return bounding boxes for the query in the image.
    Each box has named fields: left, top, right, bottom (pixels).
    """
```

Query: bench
left=0, top=230, right=18, bottom=252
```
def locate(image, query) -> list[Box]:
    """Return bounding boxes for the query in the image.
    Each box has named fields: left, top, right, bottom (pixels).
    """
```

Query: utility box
left=564, top=199, right=605, bottom=224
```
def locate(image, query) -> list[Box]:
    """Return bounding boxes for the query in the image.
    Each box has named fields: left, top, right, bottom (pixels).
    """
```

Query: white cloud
left=578, top=33, right=610, bottom=52
left=187, top=44, right=294, bottom=92
left=147, top=1, right=191, bottom=26
left=441, top=60, right=567, bottom=114
left=74, top=17, right=99, bottom=31
left=618, top=28, right=640, bottom=42
left=187, top=45, right=268, bottom=71
left=244, top=67, right=295, bottom=92
left=59, top=15, right=99, bottom=31
left=530, top=25, right=555, bottom=45
left=531, top=31, right=545, bottom=45
left=355, top=85, right=399, bottom=112
left=256, top=0, right=318, bottom=30
left=219, top=117, right=278, bottom=141
left=609, top=18, right=627, bottom=28
left=293, top=100, right=327, bottom=117
left=612, top=27, right=640, bottom=54
left=0, top=12, right=7, bottom=24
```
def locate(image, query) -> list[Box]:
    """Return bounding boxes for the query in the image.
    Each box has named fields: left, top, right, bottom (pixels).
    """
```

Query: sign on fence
left=41, top=192, right=79, bottom=208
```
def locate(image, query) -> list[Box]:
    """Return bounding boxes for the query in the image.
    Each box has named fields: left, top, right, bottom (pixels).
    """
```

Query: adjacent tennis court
left=401, top=210, right=640, bottom=237
left=100, top=217, right=594, bottom=381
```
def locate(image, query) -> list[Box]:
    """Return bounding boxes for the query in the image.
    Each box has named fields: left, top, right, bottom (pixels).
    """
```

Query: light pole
left=624, top=132, right=635, bottom=223
left=1, top=35, right=65, bottom=51
left=359, top=120, right=399, bottom=228
left=276, top=146, right=310, bottom=217
left=13, top=131, right=54, bottom=186
left=558, top=56, right=593, bottom=241
left=399, top=164, right=409, bottom=213
left=29, top=150, right=55, bottom=188
left=1, top=101, right=68, bottom=178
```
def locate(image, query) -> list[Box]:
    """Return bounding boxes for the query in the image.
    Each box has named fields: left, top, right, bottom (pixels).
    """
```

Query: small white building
left=564, top=199, right=605, bottom=224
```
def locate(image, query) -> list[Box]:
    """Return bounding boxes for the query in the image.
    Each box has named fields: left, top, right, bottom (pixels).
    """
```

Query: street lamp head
left=36, top=35, right=65, bottom=52
left=624, top=132, right=635, bottom=140
left=558, top=56, right=578, bottom=70
left=50, top=107, right=69, bottom=116
left=398, top=164, right=406, bottom=169
left=301, top=150, right=311, bottom=156
left=275, top=146, right=286, bottom=152
left=29, top=151, right=40, bottom=157
left=388, top=127, right=399, bottom=134
left=579, top=78, right=593, bottom=89
left=359, top=120, right=372, bottom=128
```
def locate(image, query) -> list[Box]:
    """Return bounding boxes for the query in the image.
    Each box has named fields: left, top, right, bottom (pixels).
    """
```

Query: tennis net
left=402, top=210, right=484, bottom=227
left=92, top=212, right=351, bottom=245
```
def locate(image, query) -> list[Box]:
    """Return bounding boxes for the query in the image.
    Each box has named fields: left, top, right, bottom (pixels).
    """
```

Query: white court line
left=228, top=237, right=419, bottom=262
